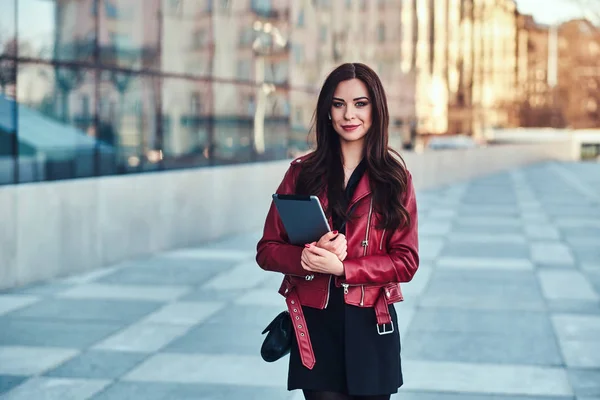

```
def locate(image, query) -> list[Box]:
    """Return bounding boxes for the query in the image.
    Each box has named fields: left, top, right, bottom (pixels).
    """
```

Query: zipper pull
left=361, top=240, right=368, bottom=247
left=341, top=283, right=349, bottom=295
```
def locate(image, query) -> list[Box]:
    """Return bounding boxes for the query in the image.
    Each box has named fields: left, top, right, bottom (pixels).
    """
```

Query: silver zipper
left=363, top=197, right=374, bottom=257
left=288, top=273, right=314, bottom=280
left=324, top=275, right=332, bottom=308
left=359, top=197, right=374, bottom=305
left=340, top=197, right=373, bottom=305
left=380, top=229, right=386, bottom=251
left=340, top=283, right=365, bottom=306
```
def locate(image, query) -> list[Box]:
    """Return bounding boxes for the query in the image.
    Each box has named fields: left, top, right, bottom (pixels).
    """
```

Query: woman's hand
left=314, top=230, right=347, bottom=261
left=301, top=244, right=345, bottom=276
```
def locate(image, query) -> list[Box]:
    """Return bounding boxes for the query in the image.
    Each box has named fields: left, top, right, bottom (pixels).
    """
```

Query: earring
left=328, top=113, right=332, bottom=120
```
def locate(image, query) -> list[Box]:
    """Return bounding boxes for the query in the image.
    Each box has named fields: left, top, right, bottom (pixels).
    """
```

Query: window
left=297, top=9, right=305, bottom=26
left=293, top=44, right=304, bottom=63
left=237, top=59, right=252, bottom=80
left=377, top=23, right=385, bottom=42
left=190, top=92, right=202, bottom=115
left=192, top=29, right=207, bottom=49
left=320, top=26, right=328, bottom=42
left=239, top=27, right=254, bottom=46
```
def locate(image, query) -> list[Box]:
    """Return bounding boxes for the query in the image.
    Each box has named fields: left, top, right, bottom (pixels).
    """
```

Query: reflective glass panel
left=18, top=0, right=96, bottom=62
left=17, top=63, right=100, bottom=182
left=98, top=0, right=160, bottom=70
left=162, top=77, right=211, bottom=168
left=98, top=70, right=158, bottom=173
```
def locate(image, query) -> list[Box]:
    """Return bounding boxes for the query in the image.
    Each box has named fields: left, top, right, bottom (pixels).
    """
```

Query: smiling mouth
left=341, top=125, right=360, bottom=131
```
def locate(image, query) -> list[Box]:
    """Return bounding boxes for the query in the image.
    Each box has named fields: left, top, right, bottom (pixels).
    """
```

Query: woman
left=256, top=63, right=419, bottom=400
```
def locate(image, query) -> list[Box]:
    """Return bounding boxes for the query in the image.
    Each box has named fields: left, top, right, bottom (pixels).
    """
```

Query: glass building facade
left=0, top=0, right=311, bottom=185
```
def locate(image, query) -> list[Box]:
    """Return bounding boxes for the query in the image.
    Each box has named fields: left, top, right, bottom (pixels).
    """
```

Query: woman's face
left=330, top=78, right=373, bottom=144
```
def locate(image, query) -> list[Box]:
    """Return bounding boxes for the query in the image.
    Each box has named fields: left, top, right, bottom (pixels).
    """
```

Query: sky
left=514, top=0, right=591, bottom=24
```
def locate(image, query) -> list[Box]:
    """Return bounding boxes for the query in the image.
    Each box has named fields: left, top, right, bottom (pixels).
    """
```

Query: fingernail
left=305, top=244, right=311, bottom=248
left=332, top=230, right=338, bottom=235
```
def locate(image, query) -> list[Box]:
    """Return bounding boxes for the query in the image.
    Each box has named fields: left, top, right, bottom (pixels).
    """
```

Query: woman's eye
left=332, top=102, right=344, bottom=108
left=356, top=102, right=368, bottom=107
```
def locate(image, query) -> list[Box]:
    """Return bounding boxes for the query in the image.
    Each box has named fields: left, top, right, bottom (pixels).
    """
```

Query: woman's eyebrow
left=332, top=96, right=369, bottom=102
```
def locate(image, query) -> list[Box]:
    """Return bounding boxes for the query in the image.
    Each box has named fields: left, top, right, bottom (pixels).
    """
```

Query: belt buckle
left=376, top=323, right=394, bottom=335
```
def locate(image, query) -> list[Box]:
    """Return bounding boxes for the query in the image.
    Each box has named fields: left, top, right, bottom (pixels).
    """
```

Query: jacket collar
left=349, top=171, right=372, bottom=207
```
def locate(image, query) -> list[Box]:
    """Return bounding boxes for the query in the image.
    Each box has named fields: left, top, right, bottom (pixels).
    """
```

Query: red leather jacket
left=256, top=155, right=419, bottom=369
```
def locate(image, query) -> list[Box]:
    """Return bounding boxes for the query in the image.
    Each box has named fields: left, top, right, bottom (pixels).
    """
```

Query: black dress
left=288, top=160, right=403, bottom=396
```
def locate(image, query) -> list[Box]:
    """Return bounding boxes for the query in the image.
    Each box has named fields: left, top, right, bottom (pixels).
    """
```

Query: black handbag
left=260, top=310, right=293, bottom=362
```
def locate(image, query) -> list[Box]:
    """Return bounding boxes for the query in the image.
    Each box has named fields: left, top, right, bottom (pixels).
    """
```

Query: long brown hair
left=295, top=63, right=411, bottom=231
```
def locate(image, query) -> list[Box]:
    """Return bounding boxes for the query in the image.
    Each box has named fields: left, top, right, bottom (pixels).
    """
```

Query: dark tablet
left=272, top=194, right=331, bottom=245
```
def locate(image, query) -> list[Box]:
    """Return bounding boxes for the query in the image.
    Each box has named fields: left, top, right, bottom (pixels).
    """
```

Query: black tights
left=303, top=390, right=390, bottom=400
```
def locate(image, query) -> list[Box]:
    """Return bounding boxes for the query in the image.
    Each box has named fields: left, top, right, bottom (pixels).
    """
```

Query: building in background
left=556, top=19, right=600, bottom=129
left=1, top=0, right=598, bottom=186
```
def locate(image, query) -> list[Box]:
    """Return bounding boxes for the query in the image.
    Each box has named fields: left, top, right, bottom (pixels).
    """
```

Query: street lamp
left=252, top=20, right=287, bottom=156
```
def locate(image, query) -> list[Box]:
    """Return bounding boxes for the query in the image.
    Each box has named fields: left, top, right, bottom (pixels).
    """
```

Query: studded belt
left=286, top=289, right=316, bottom=370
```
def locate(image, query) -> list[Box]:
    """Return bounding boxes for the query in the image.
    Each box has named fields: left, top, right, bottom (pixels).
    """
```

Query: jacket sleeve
left=255, top=166, right=308, bottom=276
left=342, top=172, right=419, bottom=285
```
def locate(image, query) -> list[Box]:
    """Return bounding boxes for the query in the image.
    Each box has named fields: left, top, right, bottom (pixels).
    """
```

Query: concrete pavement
left=0, top=161, right=599, bottom=399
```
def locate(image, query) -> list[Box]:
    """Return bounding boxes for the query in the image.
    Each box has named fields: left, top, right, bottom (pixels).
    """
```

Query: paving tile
left=557, top=340, right=600, bottom=368
left=0, top=376, right=27, bottom=396
left=0, top=318, right=125, bottom=348
left=427, top=209, right=456, bottom=220
left=233, top=289, right=284, bottom=307
left=161, top=248, right=255, bottom=261
left=403, top=330, right=563, bottom=366
left=524, top=225, right=561, bottom=240
left=44, top=350, right=149, bottom=380
left=570, top=246, right=600, bottom=264
left=122, top=353, right=288, bottom=387
left=521, top=213, right=550, bottom=224
left=4, top=282, right=74, bottom=296
left=439, top=242, right=530, bottom=259
left=203, top=261, right=270, bottom=290
left=446, top=233, right=527, bottom=244
left=0, top=377, right=109, bottom=400
left=531, top=242, right=576, bottom=266
left=56, top=283, right=190, bottom=302
left=410, top=309, right=555, bottom=336
left=420, top=270, right=545, bottom=311
left=400, top=264, right=433, bottom=300
left=418, top=238, right=445, bottom=261
left=568, top=368, right=600, bottom=397
left=538, top=270, right=599, bottom=301
left=162, top=323, right=265, bottom=356
left=456, top=216, right=522, bottom=227
left=201, top=304, right=286, bottom=328
left=457, top=205, right=519, bottom=217
left=0, top=346, right=79, bottom=375
left=90, top=382, right=293, bottom=400
left=401, top=360, right=573, bottom=396
left=418, top=220, right=452, bottom=237
left=93, top=322, right=190, bottom=353
left=547, top=299, right=600, bottom=315
left=0, top=295, right=39, bottom=316
left=139, top=301, right=224, bottom=326
left=450, top=223, right=523, bottom=235
left=395, top=304, right=416, bottom=337
left=95, top=257, right=233, bottom=286
left=178, top=287, right=249, bottom=303
left=59, top=267, right=122, bottom=285
left=255, top=272, right=287, bottom=290
left=552, top=314, right=600, bottom=342
left=436, top=256, right=534, bottom=270
left=6, top=298, right=163, bottom=323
